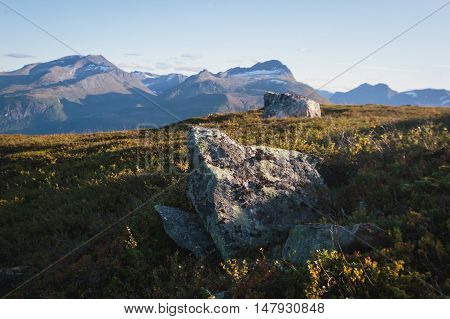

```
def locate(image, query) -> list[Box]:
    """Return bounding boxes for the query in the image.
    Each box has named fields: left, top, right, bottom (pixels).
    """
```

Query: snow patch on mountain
left=142, top=73, right=158, bottom=79
left=405, top=91, right=418, bottom=98
left=83, top=63, right=111, bottom=73
left=230, top=69, right=283, bottom=77
left=270, top=79, right=287, bottom=84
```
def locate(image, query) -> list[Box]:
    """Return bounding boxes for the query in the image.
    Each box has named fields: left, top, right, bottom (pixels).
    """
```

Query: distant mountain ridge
left=2, top=56, right=447, bottom=134
left=330, top=83, right=450, bottom=107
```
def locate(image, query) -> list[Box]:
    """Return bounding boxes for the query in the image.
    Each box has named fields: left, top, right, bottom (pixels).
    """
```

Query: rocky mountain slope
left=0, top=55, right=165, bottom=133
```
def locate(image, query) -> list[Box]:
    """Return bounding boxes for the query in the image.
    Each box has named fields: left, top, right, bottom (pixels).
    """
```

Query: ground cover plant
left=0, top=104, right=448, bottom=298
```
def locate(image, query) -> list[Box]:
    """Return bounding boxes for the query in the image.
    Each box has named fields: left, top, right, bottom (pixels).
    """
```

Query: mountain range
left=1, top=55, right=448, bottom=134
left=0, top=56, right=326, bottom=134
left=323, top=83, right=450, bottom=107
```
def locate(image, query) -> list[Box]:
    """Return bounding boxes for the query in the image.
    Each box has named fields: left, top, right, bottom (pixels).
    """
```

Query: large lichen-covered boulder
left=262, top=92, right=321, bottom=118
left=187, top=126, right=324, bottom=259
left=282, top=223, right=386, bottom=263
left=154, top=205, right=216, bottom=258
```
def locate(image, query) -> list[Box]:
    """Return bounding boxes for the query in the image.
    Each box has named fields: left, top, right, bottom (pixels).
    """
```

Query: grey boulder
left=154, top=205, right=216, bottom=257
left=282, top=223, right=386, bottom=263
left=262, top=92, right=321, bottom=118
left=187, top=126, right=324, bottom=259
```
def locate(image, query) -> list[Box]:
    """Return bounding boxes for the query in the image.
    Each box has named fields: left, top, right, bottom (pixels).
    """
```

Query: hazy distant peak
left=358, top=82, right=391, bottom=89
left=352, top=83, right=397, bottom=94
left=331, top=82, right=449, bottom=106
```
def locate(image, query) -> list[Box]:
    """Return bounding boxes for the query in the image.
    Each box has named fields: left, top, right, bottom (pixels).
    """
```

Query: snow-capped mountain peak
left=224, top=60, right=293, bottom=79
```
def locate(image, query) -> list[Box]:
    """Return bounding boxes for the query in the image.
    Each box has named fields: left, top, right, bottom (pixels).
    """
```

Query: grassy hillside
left=0, top=104, right=449, bottom=298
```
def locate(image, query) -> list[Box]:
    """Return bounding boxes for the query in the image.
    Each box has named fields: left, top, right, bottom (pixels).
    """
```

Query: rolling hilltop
left=1, top=104, right=448, bottom=298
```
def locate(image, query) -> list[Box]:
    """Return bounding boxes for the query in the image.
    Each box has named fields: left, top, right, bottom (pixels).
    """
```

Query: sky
left=0, top=0, right=449, bottom=92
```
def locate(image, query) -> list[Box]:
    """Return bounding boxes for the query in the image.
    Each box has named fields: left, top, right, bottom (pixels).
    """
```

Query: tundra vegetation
left=0, top=104, right=448, bottom=298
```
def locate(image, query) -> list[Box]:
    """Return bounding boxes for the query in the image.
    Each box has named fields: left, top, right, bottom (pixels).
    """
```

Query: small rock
left=187, top=126, right=324, bottom=259
left=262, top=92, right=321, bottom=118
left=282, top=223, right=386, bottom=263
left=154, top=205, right=216, bottom=258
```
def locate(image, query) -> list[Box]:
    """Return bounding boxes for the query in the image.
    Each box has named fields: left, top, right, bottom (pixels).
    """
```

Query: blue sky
left=0, top=0, right=449, bottom=92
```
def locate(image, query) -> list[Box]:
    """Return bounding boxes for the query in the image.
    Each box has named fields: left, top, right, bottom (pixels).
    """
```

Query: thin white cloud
left=180, top=54, right=200, bottom=60
left=124, top=53, right=141, bottom=56
left=174, top=66, right=204, bottom=73
left=432, top=64, right=450, bottom=69
left=4, top=53, right=35, bottom=58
